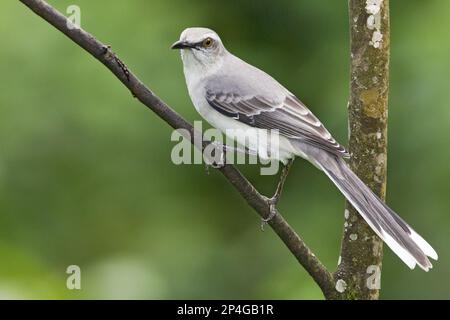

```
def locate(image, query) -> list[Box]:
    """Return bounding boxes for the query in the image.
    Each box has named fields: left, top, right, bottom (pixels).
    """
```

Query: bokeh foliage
left=0, top=0, right=449, bottom=299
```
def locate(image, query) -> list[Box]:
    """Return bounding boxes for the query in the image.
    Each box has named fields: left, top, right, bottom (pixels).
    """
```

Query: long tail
left=300, top=145, right=438, bottom=271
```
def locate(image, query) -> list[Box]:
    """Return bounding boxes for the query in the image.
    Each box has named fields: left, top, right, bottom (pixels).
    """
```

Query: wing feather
left=205, top=90, right=348, bottom=157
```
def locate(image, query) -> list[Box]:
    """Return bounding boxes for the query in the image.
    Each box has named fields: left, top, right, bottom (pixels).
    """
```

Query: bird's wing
left=205, top=90, right=349, bottom=157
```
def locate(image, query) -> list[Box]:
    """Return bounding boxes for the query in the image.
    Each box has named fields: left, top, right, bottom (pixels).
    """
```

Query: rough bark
left=333, top=0, right=390, bottom=299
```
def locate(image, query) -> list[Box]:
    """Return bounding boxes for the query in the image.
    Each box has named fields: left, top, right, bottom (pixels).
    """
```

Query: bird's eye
left=203, top=37, right=213, bottom=48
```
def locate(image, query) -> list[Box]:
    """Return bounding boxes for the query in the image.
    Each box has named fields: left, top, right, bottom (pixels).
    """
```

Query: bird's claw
left=261, top=197, right=278, bottom=231
left=204, top=142, right=226, bottom=174
left=204, top=161, right=225, bottom=175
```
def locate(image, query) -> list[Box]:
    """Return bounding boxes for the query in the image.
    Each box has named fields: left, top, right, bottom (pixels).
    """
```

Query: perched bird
left=171, top=27, right=438, bottom=271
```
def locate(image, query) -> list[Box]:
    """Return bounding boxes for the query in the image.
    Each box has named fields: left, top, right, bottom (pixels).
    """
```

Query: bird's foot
left=204, top=161, right=225, bottom=175
left=261, top=196, right=278, bottom=231
left=204, top=142, right=226, bottom=174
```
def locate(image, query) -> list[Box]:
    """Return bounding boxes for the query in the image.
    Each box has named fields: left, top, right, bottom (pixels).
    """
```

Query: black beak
left=171, top=40, right=195, bottom=50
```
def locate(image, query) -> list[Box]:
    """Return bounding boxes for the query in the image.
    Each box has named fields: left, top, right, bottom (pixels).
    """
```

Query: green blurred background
left=0, top=0, right=449, bottom=299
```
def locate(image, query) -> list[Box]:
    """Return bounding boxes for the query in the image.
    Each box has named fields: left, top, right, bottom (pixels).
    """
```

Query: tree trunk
left=333, top=0, right=390, bottom=299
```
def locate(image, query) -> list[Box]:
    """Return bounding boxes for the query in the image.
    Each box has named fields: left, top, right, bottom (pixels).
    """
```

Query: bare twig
left=18, top=0, right=336, bottom=298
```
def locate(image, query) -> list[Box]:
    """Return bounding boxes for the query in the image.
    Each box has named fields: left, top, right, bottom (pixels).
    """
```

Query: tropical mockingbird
left=171, top=27, right=437, bottom=271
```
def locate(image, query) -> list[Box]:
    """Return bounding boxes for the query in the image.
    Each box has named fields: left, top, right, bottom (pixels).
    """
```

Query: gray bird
left=171, top=27, right=437, bottom=271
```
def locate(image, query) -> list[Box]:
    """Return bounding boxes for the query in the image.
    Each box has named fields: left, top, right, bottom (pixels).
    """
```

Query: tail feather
left=298, top=144, right=438, bottom=271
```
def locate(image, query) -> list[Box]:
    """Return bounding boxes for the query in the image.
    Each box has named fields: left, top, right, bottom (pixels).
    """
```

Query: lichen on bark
left=332, top=0, right=390, bottom=300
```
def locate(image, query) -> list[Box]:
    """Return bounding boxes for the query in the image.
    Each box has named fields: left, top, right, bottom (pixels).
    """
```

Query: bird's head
left=171, top=27, right=226, bottom=72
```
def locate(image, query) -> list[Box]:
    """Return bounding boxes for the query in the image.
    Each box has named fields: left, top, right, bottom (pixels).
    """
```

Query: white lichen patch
left=375, top=165, right=382, bottom=175
left=366, top=0, right=383, bottom=48
left=372, top=239, right=383, bottom=256
left=366, top=2, right=381, bottom=15
left=335, top=279, right=347, bottom=293
left=350, top=233, right=358, bottom=241
left=371, top=31, right=383, bottom=48
left=376, top=153, right=386, bottom=169
left=344, top=209, right=350, bottom=220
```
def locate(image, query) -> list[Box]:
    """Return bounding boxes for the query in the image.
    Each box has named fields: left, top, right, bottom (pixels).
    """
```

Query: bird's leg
left=261, top=158, right=294, bottom=229
left=211, top=143, right=227, bottom=168
left=205, top=142, right=227, bottom=174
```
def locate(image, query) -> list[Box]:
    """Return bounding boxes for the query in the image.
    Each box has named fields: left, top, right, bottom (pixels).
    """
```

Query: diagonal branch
left=18, top=0, right=336, bottom=298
